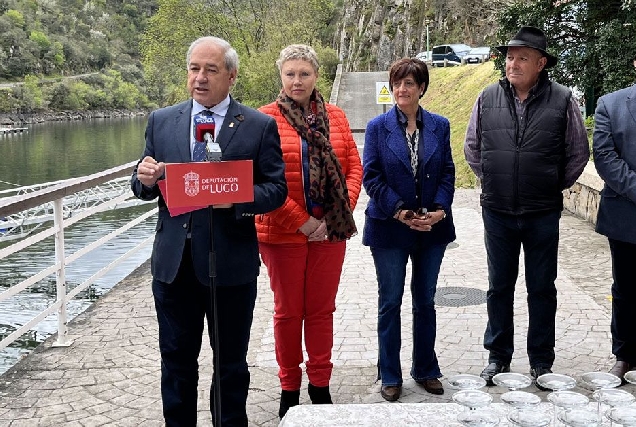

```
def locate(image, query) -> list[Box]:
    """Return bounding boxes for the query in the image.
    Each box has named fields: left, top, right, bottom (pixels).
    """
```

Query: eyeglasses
left=403, top=208, right=428, bottom=220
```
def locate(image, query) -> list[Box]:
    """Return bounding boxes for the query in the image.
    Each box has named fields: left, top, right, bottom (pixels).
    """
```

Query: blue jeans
left=371, top=244, right=447, bottom=386
left=482, top=207, right=560, bottom=368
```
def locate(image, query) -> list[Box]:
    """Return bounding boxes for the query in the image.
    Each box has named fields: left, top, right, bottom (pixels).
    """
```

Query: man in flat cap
left=464, top=26, right=589, bottom=389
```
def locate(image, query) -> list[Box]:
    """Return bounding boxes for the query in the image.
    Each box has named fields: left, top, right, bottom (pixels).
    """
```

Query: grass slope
left=422, top=63, right=501, bottom=188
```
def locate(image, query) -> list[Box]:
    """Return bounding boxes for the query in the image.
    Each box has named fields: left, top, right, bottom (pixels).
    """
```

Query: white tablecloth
left=279, top=402, right=610, bottom=426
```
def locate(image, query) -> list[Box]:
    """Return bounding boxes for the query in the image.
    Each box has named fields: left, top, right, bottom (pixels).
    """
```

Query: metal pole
left=426, top=23, right=430, bottom=63
left=52, top=198, right=71, bottom=347
left=208, top=205, right=222, bottom=426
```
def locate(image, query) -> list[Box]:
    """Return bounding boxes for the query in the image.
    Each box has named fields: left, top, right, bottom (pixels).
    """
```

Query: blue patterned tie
left=192, top=110, right=214, bottom=162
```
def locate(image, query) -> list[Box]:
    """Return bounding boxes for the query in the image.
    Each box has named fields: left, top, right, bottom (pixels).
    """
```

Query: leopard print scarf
left=276, top=88, right=357, bottom=241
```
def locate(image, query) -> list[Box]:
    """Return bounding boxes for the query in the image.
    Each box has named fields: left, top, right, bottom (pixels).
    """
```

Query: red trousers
left=259, top=241, right=346, bottom=390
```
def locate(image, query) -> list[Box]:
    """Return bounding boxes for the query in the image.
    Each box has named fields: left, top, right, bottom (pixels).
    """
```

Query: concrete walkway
left=0, top=187, right=625, bottom=426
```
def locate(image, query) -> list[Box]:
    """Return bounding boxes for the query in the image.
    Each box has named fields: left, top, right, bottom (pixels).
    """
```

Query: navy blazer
left=131, top=98, right=287, bottom=286
left=593, top=84, right=636, bottom=244
left=362, top=106, right=456, bottom=248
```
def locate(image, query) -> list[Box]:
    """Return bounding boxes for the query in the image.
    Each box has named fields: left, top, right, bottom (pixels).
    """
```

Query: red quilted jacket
left=256, top=102, right=362, bottom=244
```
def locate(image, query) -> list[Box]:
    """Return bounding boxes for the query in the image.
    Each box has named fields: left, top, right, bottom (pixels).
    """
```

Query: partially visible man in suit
left=131, top=36, right=287, bottom=426
left=593, top=82, right=636, bottom=383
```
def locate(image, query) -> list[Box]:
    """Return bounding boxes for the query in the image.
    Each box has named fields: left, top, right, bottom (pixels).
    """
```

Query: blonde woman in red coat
left=256, top=44, right=362, bottom=419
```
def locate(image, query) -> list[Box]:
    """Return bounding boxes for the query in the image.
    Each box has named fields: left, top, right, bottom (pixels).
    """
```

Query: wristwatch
left=432, top=203, right=446, bottom=220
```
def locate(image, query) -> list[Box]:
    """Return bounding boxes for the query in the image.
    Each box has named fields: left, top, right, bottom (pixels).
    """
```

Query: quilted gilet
left=256, top=102, right=362, bottom=244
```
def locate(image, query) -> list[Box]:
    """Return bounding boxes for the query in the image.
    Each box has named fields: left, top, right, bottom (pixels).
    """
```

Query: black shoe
left=480, top=362, right=510, bottom=386
left=279, top=389, right=300, bottom=419
left=308, top=383, right=333, bottom=404
left=609, top=361, right=633, bottom=385
left=530, top=366, right=553, bottom=391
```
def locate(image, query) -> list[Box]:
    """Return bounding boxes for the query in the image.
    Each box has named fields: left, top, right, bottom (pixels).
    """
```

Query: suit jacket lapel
left=384, top=107, right=412, bottom=173
left=217, top=97, right=244, bottom=153
left=419, top=109, right=439, bottom=167
left=176, top=101, right=192, bottom=162
left=627, top=84, right=636, bottom=125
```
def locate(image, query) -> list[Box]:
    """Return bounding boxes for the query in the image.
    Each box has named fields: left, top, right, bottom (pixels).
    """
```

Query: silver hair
left=275, top=44, right=319, bottom=73
left=186, top=36, right=239, bottom=72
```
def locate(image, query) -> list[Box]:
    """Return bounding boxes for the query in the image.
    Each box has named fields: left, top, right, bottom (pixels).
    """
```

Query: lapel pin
left=229, top=122, right=235, bottom=128
left=236, top=114, right=245, bottom=122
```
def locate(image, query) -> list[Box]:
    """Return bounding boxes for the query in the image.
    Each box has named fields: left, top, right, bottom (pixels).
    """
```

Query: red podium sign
left=159, top=160, right=254, bottom=216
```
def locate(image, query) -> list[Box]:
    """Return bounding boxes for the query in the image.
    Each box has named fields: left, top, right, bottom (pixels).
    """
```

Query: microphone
left=194, top=114, right=215, bottom=143
left=194, top=113, right=221, bottom=162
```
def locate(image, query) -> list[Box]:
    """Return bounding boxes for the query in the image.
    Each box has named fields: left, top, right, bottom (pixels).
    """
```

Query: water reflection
left=0, top=116, right=147, bottom=190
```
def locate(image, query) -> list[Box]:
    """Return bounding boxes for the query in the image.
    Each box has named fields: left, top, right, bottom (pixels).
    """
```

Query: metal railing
left=0, top=162, right=157, bottom=352
left=0, top=174, right=145, bottom=242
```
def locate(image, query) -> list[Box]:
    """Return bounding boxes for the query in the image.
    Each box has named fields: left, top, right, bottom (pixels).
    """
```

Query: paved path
left=0, top=187, right=624, bottom=426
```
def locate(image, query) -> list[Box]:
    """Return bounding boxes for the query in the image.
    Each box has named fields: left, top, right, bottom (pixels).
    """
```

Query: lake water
left=0, top=116, right=156, bottom=375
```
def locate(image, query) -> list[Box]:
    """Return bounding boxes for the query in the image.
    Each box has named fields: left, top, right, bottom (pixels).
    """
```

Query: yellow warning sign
left=376, top=81, right=393, bottom=105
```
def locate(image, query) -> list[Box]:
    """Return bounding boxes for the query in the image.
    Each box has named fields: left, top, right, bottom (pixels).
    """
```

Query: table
left=279, top=402, right=612, bottom=426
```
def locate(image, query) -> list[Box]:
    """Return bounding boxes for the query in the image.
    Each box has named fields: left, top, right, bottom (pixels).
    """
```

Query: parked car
left=431, top=44, right=472, bottom=67
left=464, top=46, right=491, bottom=64
left=415, top=50, right=432, bottom=62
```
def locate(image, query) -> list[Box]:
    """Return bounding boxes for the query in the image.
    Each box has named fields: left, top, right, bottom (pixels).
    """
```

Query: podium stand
left=160, top=160, right=254, bottom=426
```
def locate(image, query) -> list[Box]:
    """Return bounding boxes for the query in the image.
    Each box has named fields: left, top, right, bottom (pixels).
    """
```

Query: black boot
left=279, top=389, right=300, bottom=419
left=308, top=383, right=332, bottom=404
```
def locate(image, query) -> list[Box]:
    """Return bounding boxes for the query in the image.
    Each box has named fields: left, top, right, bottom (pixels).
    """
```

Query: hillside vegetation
left=422, top=63, right=500, bottom=188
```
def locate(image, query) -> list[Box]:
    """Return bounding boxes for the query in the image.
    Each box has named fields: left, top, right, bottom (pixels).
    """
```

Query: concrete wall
left=563, top=161, right=604, bottom=225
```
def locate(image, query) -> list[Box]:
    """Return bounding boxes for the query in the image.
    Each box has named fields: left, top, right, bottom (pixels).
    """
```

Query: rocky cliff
left=335, top=0, right=427, bottom=72
left=334, top=0, right=505, bottom=72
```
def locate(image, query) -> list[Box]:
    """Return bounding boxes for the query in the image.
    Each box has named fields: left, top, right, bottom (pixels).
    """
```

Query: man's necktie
left=192, top=110, right=214, bottom=162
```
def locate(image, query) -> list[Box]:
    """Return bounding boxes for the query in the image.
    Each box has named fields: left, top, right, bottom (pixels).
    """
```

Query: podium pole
left=208, top=205, right=222, bottom=426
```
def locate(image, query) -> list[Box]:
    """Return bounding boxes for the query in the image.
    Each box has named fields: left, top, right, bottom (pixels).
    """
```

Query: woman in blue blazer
left=362, top=58, right=456, bottom=401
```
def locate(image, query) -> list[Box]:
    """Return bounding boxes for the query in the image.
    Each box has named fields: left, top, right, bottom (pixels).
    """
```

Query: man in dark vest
left=464, top=26, right=589, bottom=389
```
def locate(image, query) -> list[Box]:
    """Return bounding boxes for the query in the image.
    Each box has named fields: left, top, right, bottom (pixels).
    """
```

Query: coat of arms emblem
left=183, top=171, right=200, bottom=197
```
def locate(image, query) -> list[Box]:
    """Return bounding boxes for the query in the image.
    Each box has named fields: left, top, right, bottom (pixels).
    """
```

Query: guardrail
left=0, top=162, right=156, bottom=352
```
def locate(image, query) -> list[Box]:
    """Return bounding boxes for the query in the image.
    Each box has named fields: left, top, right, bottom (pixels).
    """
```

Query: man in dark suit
left=593, top=82, right=636, bottom=383
left=131, top=36, right=286, bottom=426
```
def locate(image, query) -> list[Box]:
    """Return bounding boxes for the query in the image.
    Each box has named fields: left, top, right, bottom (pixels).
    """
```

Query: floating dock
left=0, top=126, right=28, bottom=135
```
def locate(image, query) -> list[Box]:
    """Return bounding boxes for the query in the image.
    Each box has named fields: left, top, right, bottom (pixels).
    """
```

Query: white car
left=464, top=47, right=491, bottom=64
left=415, top=51, right=432, bottom=62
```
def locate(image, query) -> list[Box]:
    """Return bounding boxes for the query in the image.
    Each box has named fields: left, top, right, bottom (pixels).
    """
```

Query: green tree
left=141, top=0, right=337, bottom=107
left=23, top=74, right=44, bottom=109
left=0, top=88, right=13, bottom=113
left=141, top=0, right=212, bottom=105
left=4, top=9, right=25, bottom=28
left=47, top=81, right=74, bottom=110
left=29, top=30, right=51, bottom=52
left=495, top=0, right=636, bottom=112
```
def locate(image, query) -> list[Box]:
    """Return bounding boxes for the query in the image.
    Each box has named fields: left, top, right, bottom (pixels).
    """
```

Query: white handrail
left=0, top=166, right=156, bottom=353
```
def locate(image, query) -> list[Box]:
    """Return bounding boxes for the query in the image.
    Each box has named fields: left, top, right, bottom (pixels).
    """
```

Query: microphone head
left=194, top=114, right=216, bottom=142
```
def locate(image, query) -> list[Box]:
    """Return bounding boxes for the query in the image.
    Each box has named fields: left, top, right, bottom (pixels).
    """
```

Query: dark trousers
left=608, top=238, right=636, bottom=364
left=482, top=207, right=560, bottom=368
left=152, top=243, right=257, bottom=427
